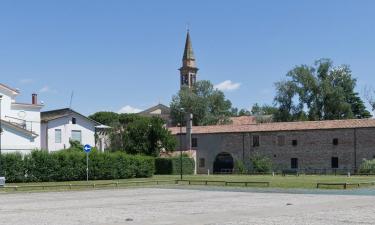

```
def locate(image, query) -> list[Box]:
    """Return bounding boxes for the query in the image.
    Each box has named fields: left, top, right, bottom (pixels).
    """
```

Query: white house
left=0, top=83, right=43, bottom=154
left=41, top=108, right=109, bottom=152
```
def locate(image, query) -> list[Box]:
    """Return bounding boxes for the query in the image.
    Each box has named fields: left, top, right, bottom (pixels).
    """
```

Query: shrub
left=1, top=150, right=154, bottom=183
left=233, top=160, right=247, bottom=174
left=0, top=153, right=25, bottom=183
left=250, top=154, right=273, bottom=173
left=155, top=157, right=195, bottom=175
left=359, top=159, right=375, bottom=174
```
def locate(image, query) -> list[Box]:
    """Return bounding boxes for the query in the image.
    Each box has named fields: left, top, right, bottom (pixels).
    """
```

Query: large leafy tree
left=89, top=111, right=119, bottom=126
left=170, top=80, right=233, bottom=126
left=250, top=103, right=278, bottom=116
left=120, top=115, right=176, bottom=156
left=89, top=112, right=176, bottom=156
left=273, top=59, right=371, bottom=122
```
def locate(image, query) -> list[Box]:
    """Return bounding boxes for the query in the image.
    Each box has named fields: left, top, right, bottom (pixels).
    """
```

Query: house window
left=71, top=130, right=82, bottom=143
left=253, top=135, right=260, bottom=147
left=277, top=135, right=285, bottom=146
left=331, top=157, right=339, bottom=169
left=192, top=138, right=198, bottom=148
left=333, top=138, right=338, bottom=145
left=292, top=139, right=298, bottom=146
left=199, top=158, right=205, bottom=167
left=55, top=129, right=62, bottom=143
left=291, top=158, right=298, bottom=169
left=72, top=117, right=77, bottom=124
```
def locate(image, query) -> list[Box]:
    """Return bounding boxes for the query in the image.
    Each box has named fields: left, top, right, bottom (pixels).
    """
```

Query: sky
left=1, top=0, right=375, bottom=116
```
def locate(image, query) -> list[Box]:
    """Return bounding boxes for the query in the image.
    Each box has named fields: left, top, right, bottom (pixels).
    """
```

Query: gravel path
left=0, top=187, right=374, bottom=225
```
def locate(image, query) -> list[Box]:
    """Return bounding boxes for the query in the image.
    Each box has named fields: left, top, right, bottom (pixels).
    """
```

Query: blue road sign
left=83, top=144, right=92, bottom=153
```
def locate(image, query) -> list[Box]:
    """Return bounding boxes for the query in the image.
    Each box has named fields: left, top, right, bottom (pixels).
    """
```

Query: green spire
left=182, top=30, right=195, bottom=61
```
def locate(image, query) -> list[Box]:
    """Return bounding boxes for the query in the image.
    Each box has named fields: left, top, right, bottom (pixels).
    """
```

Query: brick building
left=170, top=119, right=375, bottom=174
left=168, top=31, right=375, bottom=174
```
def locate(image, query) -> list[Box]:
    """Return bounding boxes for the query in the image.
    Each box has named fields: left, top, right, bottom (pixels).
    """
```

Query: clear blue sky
left=1, top=0, right=375, bottom=115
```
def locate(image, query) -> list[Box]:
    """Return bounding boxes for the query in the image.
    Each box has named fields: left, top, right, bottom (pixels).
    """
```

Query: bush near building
left=155, top=157, right=195, bottom=175
left=0, top=150, right=155, bottom=183
left=250, top=154, right=273, bottom=173
left=359, top=159, right=375, bottom=174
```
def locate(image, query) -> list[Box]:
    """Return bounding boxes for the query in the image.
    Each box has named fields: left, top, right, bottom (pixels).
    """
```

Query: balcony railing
left=4, top=115, right=34, bottom=133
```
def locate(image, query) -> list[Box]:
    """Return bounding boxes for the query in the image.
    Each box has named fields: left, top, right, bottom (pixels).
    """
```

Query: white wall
left=44, top=113, right=96, bottom=152
left=0, top=87, right=42, bottom=153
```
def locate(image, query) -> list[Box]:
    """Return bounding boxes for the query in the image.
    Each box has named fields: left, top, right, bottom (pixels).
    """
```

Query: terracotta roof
left=230, top=116, right=257, bottom=125
left=169, top=119, right=375, bottom=135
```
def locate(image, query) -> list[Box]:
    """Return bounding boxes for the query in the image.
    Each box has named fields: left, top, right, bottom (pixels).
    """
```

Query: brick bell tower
left=179, top=30, right=198, bottom=89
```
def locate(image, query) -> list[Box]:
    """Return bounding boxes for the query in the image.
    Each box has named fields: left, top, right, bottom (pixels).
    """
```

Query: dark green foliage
left=118, top=115, right=176, bottom=156
left=0, top=150, right=154, bottom=183
left=154, top=158, right=173, bottom=174
left=170, top=80, right=233, bottom=126
left=88, top=111, right=120, bottom=126
left=250, top=103, right=278, bottom=116
left=155, top=157, right=195, bottom=175
left=273, top=59, right=371, bottom=121
left=250, top=154, right=273, bottom=173
left=233, top=160, right=247, bottom=174
left=1, top=153, right=25, bottom=182
left=359, top=159, right=375, bottom=174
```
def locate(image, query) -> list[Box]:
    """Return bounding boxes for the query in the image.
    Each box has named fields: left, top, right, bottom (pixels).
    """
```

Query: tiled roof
left=169, top=119, right=375, bottom=135
left=41, top=108, right=101, bottom=125
left=230, top=116, right=257, bottom=125
left=138, top=104, right=170, bottom=115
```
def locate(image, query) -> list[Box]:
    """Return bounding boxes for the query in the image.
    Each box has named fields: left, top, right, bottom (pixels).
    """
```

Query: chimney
left=32, top=93, right=37, bottom=105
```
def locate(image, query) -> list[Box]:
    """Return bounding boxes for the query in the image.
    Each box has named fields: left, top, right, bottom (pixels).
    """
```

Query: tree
left=250, top=103, right=278, bottom=116
left=121, top=115, right=176, bottom=156
left=273, top=59, right=371, bottom=121
left=88, top=111, right=119, bottom=126
left=89, top=112, right=176, bottom=156
left=170, top=80, right=233, bottom=126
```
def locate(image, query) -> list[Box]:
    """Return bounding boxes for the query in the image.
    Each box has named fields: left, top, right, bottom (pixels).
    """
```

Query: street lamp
left=179, top=107, right=184, bottom=180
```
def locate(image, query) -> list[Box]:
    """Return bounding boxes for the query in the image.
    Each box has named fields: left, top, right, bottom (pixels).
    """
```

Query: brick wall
left=174, top=127, right=375, bottom=174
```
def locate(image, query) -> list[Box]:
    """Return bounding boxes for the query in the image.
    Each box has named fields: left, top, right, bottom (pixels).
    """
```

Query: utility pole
left=179, top=108, right=184, bottom=180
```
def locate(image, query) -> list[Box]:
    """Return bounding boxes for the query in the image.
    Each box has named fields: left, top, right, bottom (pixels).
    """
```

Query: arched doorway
left=213, top=152, right=234, bottom=174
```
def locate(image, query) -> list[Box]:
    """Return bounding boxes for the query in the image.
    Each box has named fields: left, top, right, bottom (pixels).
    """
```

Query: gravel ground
left=0, top=187, right=375, bottom=225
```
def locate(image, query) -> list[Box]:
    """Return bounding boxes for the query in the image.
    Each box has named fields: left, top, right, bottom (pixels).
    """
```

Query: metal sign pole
left=83, top=144, right=91, bottom=182
left=86, top=152, right=89, bottom=182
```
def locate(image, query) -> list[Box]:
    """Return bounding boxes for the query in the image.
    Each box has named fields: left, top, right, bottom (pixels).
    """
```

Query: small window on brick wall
left=192, top=138, right=198, bottom=148
left=253, top=135, right=260, bottom=147
left=277, top=135, right=285, bottom=146
left=331, top=157, right=339, bottom=169
left=292, top=139, right=298, bottom=146
left=333, top=138, right=338, bottom=145
left=199, top=158, right=205, bottom=167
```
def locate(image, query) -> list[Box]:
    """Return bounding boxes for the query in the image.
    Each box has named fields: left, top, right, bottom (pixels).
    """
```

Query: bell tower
left=179, top=30, right=198, bottom=89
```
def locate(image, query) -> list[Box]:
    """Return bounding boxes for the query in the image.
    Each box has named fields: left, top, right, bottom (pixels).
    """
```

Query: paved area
left=1, top=187, right=375, bottom=225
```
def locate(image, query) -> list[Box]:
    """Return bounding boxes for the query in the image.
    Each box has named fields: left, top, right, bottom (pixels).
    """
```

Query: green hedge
left=155, top=157, right=195, bottom=175
left=359, top=159, right=375, bottom=174
left=0, top=150, right=154, bottom=183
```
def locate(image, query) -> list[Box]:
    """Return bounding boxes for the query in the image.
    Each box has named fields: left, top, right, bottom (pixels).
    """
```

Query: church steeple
left=179, top=30, right=198, bottom=89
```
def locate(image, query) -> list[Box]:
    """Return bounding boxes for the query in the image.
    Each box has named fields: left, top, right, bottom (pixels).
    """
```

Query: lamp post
left=179, top=107, right=184, bottom=180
